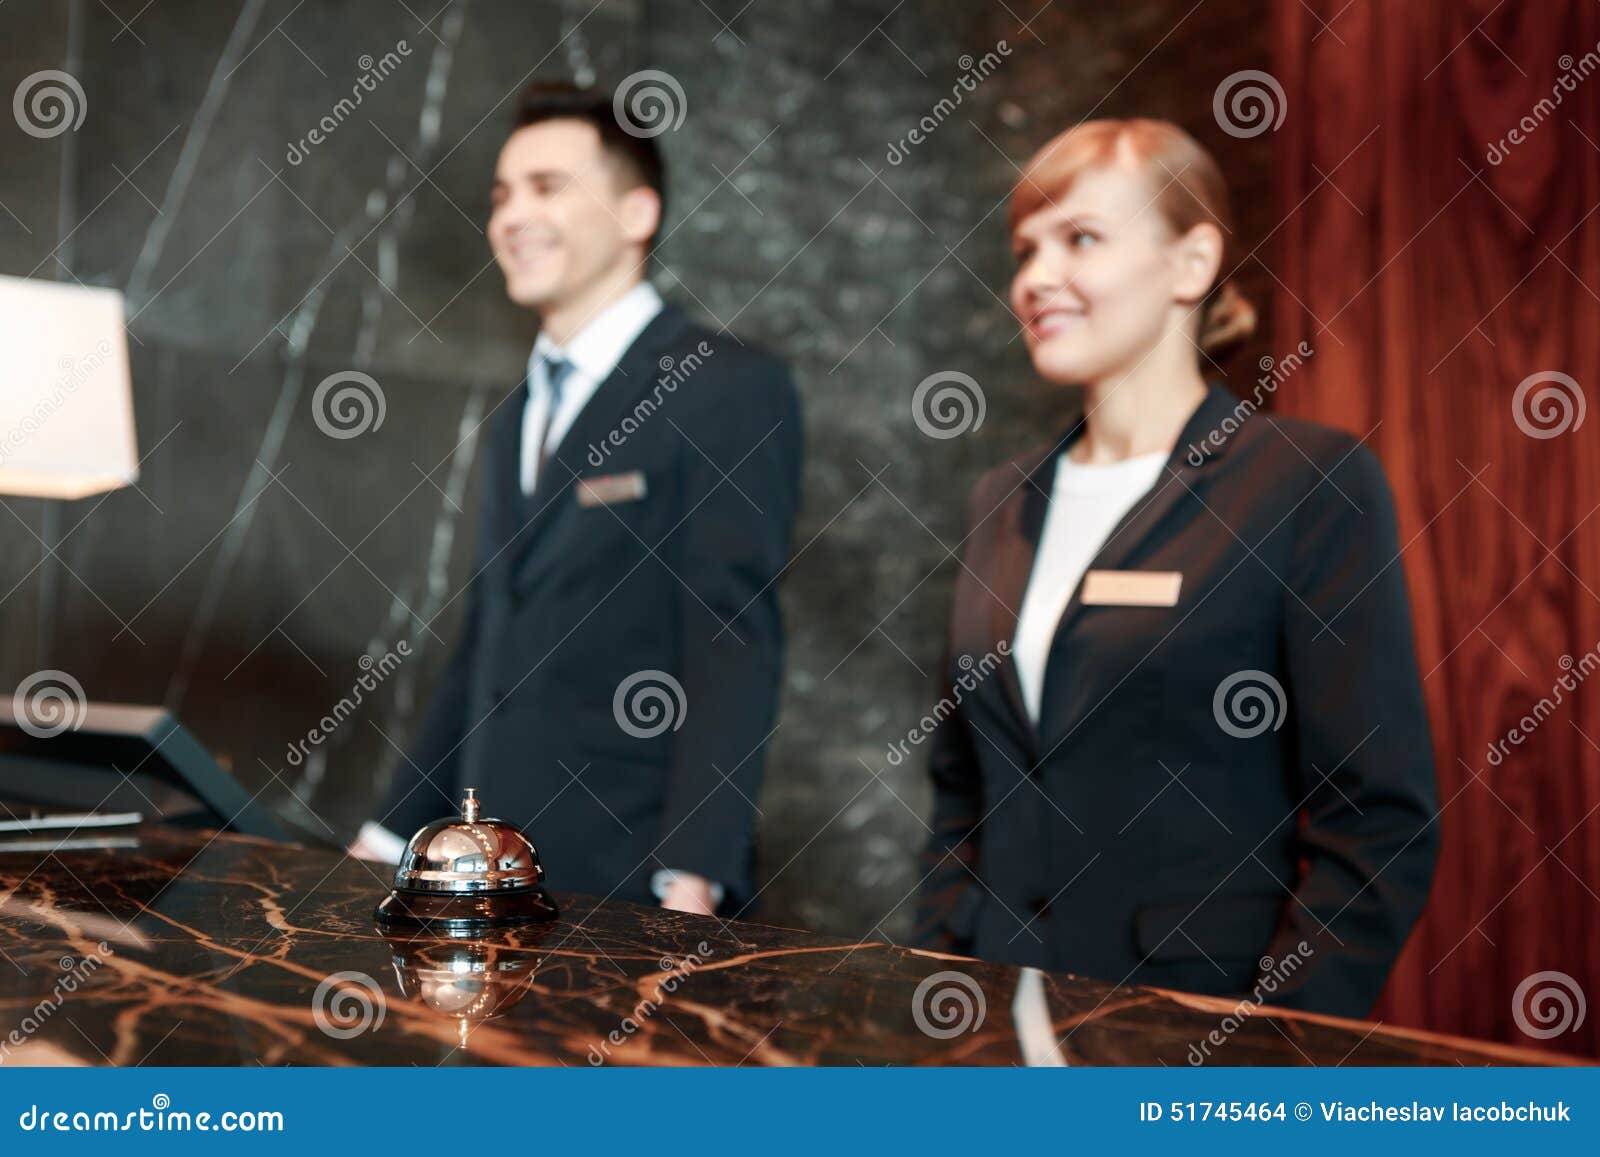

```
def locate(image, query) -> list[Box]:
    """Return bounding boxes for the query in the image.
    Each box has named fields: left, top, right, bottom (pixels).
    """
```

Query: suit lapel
left=1040, top=455, right=1197, bottom=654
left=506, top=304, right=693, bottom=574
left=487, top=380, right=529, bottom=552
left=984, top=384, right=1243, bottom=744
left=1042, top=384, right=1240, bottom=653
left=986, top=443, right=1063, bottom=741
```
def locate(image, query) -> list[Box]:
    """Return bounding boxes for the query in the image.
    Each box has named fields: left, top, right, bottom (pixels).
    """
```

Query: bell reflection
left=386, top=936, right=542, bottom=1048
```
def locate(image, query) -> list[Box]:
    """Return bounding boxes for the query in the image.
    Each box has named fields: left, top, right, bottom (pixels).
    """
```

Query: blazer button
left=1029, top=896, right=1052, bottom=918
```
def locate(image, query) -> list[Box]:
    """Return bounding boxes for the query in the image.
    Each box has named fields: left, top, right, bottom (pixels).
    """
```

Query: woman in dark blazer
left=913, top=118, right=1439, bottom=1019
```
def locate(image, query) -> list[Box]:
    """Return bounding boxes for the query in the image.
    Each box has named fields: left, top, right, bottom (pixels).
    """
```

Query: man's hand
left=660, top=872, right=717, bottom=915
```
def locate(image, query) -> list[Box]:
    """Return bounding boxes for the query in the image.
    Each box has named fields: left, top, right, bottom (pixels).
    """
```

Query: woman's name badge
left=1080, top=570, right=1182, bottom=607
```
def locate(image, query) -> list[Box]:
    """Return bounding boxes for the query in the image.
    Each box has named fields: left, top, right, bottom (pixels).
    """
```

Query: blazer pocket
left=563, top=481, right=668, bottom=565
left=1134, top=891, right=1283, bottom=964
left=510, top=475, right=665, bottom=598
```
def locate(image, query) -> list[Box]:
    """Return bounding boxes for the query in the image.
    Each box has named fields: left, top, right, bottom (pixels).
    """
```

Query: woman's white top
left=1012, top=450, right=1168, bottom=724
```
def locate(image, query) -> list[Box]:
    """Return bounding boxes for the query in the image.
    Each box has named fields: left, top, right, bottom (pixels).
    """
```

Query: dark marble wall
left=0, top=0, right=1272, bottom=940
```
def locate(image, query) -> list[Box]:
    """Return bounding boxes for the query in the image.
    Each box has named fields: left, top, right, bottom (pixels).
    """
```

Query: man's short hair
left=511, top=81, right=666, bottom=241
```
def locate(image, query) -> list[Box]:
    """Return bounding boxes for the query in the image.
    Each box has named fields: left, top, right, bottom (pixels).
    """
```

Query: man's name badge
left=576, top=470, right=648, bottom=508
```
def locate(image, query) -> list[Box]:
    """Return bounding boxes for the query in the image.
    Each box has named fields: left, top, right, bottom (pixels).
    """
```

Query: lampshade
left=0, top=274, right=138, bottom=500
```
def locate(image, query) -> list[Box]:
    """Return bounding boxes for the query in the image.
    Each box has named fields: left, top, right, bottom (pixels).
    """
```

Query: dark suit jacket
left=380, top=303, right=803, bottom=909
left=913, top=382, right=1439, bottom=1019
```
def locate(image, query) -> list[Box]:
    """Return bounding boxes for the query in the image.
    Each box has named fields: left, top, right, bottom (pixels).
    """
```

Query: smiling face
left=487, top=119, right=659, bottom=318
left=1009, top=161, right=1220, bottom=386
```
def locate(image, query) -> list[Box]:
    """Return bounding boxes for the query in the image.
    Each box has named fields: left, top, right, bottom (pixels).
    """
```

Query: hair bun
left=1199, top=280, right=1257, bottom=359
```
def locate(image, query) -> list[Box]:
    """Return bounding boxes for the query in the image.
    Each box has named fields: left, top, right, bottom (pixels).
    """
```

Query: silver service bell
left=374, top=788, right=559, bottom=932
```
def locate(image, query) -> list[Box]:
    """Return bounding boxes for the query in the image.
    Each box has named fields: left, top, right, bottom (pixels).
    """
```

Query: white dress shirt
left=361, top=281, right=718, bottom=904
left=519, top=280, right=663, bottom=495
left=1012, top=450, right=1168, bottom=723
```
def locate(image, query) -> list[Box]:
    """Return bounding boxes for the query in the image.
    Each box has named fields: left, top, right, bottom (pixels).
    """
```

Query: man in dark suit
left=350, top=84, right=803, bottom=915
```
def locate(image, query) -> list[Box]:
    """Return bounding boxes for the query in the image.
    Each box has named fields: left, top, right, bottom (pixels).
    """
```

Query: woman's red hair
left=1009, top=118, right=1256, bottom=358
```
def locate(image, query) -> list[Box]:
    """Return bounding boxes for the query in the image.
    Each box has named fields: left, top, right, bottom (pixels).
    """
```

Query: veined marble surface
left=0, top=827, right=1573, bottom=1067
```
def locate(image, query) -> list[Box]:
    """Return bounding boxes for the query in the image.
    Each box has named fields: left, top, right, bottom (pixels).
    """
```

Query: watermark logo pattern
left=312, top=371, right=387, bottom=440
left=1213, top=70, right=1287, bottom=139
left=13, top=670, right=88, bottom=738
left=311, top=971, right=386, bottom=1039
left=1512, top=371, right=1585, bottom=440
left=1212, top=669, right=1287, bottom=739
left=912, top=371, right=985, bottom=439
left=911, top=970, right=987, bottom=1039
left=613, top=70, right=687, bottom=138
left=14, top=70, right=87, bottom=138
left=1511, top=970, right=1587, bottom=1040
left=613, top=669, right=687, bottom=738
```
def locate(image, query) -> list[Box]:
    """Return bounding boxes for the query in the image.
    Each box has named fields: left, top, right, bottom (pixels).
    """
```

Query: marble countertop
left=0, top=826, right=1573, bottom=1066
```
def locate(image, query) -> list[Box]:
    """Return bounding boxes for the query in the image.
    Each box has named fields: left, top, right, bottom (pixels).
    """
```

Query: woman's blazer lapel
left=970, top=383, right=1244, bottom=751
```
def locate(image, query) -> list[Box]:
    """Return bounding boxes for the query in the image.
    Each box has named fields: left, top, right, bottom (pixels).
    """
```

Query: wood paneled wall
left=1272, top=0, right=1600, bottom=1056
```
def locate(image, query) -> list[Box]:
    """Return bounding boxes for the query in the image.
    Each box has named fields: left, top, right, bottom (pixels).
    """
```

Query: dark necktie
left=530, top=354, right=573, bottom=493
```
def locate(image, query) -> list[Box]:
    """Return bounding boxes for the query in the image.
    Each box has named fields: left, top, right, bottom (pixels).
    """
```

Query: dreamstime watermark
left=1212, top=669, right=1287, bottom=739
left=613, top=70, right=686, bottom=138
left=17, top=1096, right=284, bottom=1133
left=912, top=970, right=986, bottom=1039
left=886, top=642, right=1009, bottom=767
left=586, top=340, right=714, bottom=467
left=1485, top=640, right=1600, bottom=768
left=885, top=40, right=1012, bottom=165
left=912, top=370, right=985, bottom=439
left=1486, top=40, right=1600, bottom=165
left=1511, top=970, right=1586, bottom=1041
left=0, top=945, right=112, bottom=1065
left=285, top=642, right=411, bottom=767
left=312, top=370, right=387, bottom=439
left=12, top=670, right=87, bottom=739
left=311, top=970, right=386, bottom=1039
left=1185, top=341, right=1313, bottom=465
left=1212, top=70, right=1286, bottom=139
left=613, top=669, right=686, bottom=739
left=586, top=943, right=713, bottom=1064
left=1186, top=941, right=1315, bottom=1065
left=1511, top=370, right=1585, bottom=440
left=285, top=43, right=413, bottom=165
left=0, top=340, right=114, bottom=468
left=13, top=70, right=86, bottom=139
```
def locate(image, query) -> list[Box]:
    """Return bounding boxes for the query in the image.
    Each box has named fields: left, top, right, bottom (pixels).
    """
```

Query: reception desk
left=0, top=826, right=1572, bottom=1066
